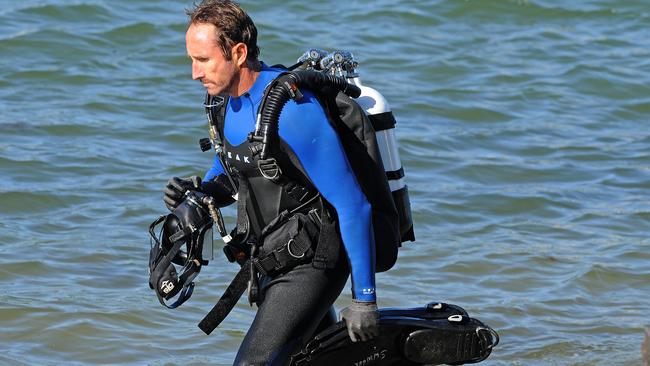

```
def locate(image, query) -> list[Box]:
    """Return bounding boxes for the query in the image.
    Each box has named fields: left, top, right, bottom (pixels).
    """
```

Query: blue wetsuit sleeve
left=204, top=155, right=225, bottom=182
left=278, top=92, right=376, bottom=302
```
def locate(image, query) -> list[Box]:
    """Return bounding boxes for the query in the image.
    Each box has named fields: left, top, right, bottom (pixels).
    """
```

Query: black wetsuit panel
left=233, top=256, right=349, bottom=365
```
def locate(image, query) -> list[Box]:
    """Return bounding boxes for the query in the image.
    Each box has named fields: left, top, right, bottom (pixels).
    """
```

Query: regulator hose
left=255, top=70, right=361, bottom=160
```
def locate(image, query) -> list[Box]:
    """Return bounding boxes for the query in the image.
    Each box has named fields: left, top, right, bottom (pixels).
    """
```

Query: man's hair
left=186, top=0, right=260, bottom=62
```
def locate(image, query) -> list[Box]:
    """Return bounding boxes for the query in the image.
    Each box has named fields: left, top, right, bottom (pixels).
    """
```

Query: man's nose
left=192, top=61, right=204, bottom=80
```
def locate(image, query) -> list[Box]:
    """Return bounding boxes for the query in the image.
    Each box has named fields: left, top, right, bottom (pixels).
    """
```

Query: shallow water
left=1, top=0, right=649, bottom=365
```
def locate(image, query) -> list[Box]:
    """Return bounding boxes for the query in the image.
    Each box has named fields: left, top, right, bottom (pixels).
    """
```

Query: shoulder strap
left=205, top=94, right=239, bottom=193
left=216, top=96, right=228, bottom=144
left=204, top=94, right=229, bottom=148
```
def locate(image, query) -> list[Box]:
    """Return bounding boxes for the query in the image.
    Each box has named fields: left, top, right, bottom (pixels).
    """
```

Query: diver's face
left=186, top=22, right=237, bottom=96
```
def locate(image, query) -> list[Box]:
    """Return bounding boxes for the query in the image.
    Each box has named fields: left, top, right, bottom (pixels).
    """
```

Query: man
left=164, top=1, right=379, bottom=364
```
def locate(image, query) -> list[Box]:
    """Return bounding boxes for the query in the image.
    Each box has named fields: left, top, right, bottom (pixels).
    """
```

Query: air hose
left=252, top=70, right=361, bottom=160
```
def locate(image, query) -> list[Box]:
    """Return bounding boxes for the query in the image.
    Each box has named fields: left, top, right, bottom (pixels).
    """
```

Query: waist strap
left=198, top=259, right=251, bottom=335
left=253, top=234, right=314, bottom=276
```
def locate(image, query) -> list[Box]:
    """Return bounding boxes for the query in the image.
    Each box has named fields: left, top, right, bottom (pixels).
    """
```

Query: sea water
left=1, top=1, right=649, bottom=364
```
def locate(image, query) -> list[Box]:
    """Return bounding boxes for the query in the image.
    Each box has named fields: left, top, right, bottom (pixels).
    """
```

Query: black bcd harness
left=202, top=70, right=411, bottom=274
left=150, top=70, right=414, bottom=335
left=198, top=71, right=363, bottom=335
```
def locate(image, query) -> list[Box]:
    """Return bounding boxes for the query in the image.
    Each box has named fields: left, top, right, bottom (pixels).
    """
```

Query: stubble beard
left=207, top=65, right=240, bottom=97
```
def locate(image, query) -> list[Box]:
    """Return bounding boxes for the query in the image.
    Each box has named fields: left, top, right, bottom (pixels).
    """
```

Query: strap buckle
left=258, top=158, right=282, bottom=180
left=203, top=95, right=225, bottom=109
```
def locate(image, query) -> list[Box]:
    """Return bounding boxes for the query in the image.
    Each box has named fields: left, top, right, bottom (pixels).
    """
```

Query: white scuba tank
left=349, top=77, right=405, bottom=192
left=296, top=48, right=415, bottom=242
left=348, top=75, right=415, bottom=242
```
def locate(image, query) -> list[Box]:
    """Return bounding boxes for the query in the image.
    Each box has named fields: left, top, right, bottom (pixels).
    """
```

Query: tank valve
left=320, top=50, right=358, bottom=77
left=296, top=48, right=328, bottom=70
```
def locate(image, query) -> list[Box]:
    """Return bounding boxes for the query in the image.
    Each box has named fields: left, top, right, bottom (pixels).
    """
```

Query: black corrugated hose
left=256, top=71, right=361, bottom=160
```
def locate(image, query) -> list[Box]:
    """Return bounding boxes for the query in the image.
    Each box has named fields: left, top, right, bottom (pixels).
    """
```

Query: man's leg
left=233, top=258, right=349, bottom=366
left=313, top=306, right=337, bottom=335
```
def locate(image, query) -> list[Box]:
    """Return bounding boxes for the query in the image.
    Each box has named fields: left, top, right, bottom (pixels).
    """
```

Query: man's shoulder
left=258, top=63, right=284, bottom=83
left=283, top=89, right=325, bottom=116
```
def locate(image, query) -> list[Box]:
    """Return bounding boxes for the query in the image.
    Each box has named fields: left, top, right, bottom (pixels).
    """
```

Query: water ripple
left=1, top=0, right=649, bottom=365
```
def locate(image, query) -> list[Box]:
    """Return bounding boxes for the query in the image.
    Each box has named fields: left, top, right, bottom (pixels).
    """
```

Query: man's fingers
left=341, top=303, right=380, bottom=343
left=358, top=331, right=368, bottom=342
left=347, top=327, right=358, bottom=343
left=343, top=317, right=358, bottom=343
left=163, top=176, right=201, bottom=212
left=163, top=196, right=178, bottom=210
left=163, top=186, right=183, bottom=198
left=165, top=182, right=184, bottom=196
left=190, top=175, right=202, bottom=189
left=163, top=195, right=177, bottom=206
left=169, top=179, right=184, bottom=191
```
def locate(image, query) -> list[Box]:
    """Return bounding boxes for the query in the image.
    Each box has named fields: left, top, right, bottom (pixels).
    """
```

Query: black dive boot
left=290, top=302, right=499, bottom=366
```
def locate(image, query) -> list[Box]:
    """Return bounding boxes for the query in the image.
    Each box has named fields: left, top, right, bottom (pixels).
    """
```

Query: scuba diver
left=164, top=0, right=384, bottom=364
left=152, top=1, right=497, bottom=365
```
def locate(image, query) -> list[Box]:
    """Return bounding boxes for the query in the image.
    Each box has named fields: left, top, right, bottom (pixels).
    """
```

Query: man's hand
left=201, top=174, right=237, bottom=207
left=163, top=176, right=202, bottom=211
left=340, top=300, right=379, bottom=342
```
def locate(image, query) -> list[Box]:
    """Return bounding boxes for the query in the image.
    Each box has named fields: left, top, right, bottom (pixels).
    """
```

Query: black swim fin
left=290, top=302, right=498, bottom=366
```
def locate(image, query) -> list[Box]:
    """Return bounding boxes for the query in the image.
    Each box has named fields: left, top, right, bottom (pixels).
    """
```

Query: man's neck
left=231, top=60, right=262, bottom=97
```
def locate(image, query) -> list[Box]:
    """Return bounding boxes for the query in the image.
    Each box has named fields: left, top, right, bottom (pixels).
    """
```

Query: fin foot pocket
left=403, top=319, right=498, bottom=365
left=289, top=302, right=498, bottom=366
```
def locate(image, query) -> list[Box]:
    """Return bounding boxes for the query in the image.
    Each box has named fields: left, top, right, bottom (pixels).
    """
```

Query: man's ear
left=231, top=43, right=248, bottom=68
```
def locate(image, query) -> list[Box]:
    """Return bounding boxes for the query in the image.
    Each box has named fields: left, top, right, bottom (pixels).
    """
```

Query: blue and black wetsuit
left=204, top=64, right=376, bottom=364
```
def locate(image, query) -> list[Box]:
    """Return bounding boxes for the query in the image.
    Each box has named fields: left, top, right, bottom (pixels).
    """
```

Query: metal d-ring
left=286, top=239, right=305, bottom=259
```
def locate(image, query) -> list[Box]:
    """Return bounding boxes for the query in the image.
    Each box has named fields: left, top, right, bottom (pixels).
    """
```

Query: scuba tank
left=300, top=50, right=415, bottom=242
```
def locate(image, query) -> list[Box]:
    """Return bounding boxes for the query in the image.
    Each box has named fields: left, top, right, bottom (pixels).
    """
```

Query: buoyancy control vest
left=202, top=89, right=341, bottom=276
left=202, top=67, right=414, bottom=273
left=221, top=131, right=319, bottom=239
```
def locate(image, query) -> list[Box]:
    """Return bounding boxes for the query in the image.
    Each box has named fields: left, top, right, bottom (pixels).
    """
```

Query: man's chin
left=202, top=84, right=221, bottom=96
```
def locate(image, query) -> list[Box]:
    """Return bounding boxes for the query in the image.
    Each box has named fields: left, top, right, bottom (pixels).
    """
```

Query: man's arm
left=204, top=155, right=225, bottom=182
left=278, top=91, right=376, bottom=303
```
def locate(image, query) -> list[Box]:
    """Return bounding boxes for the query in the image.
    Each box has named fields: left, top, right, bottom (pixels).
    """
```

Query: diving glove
left=340, top=300, right=379, bottom=342
left=163, top=176, right=202, bottom=211
left=201, top=174, right=237, bottom=208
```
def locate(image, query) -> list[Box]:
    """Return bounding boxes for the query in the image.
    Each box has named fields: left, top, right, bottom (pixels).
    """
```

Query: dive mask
left=148, top=191, right=214, bottom=309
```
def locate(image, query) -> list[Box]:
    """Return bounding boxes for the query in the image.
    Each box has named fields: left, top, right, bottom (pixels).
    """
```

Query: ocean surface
left=1, top=0, right=649, bottom=365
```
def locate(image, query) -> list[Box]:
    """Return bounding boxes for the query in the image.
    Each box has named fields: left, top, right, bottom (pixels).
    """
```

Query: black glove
left=163, top=176, right=202, bottom=211
left=340, top=300, right=379, bottom=342
left=201, top=174, right=237, bottom=208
